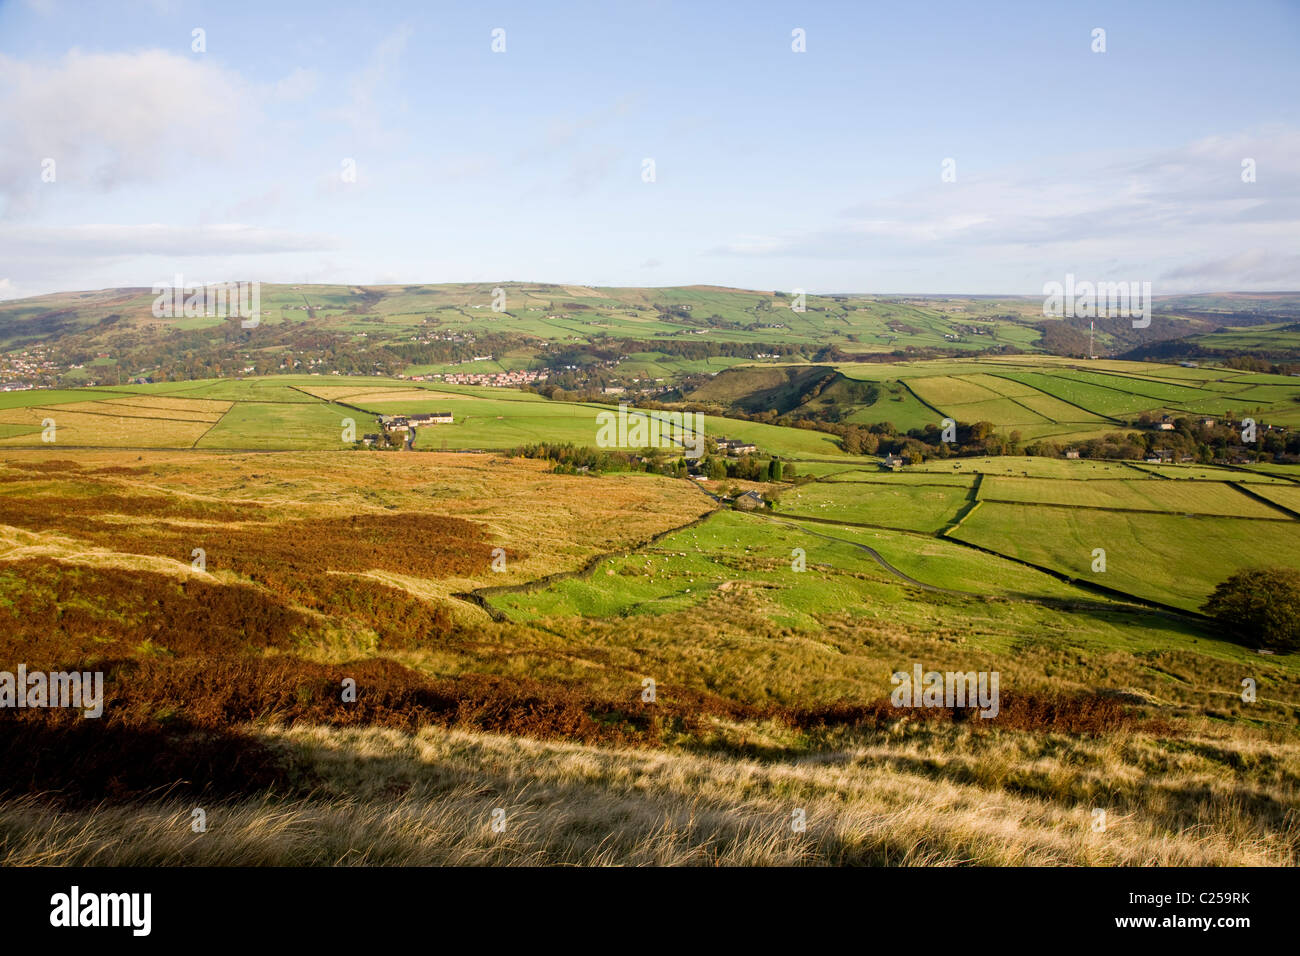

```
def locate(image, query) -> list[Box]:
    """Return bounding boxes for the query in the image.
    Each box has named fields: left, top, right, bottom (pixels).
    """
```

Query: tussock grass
left=2, top=722, right=1295, bottom=866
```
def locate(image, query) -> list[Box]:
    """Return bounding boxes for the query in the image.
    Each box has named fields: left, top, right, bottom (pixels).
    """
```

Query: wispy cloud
left=0, top=49, right=259, bottom=216
left=0, top=222, right=338, bottom=256
left=325, top=25, right=413, bottom=143
left=709, top=127, right=1300, bottom=291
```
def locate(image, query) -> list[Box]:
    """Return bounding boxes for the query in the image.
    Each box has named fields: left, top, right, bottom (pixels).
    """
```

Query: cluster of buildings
left=364, top=412, right=457, bottom=447
left=0, top=346, right=60, bottom=387
left=412, top=368, right=548, bottom=387
left=714, top=437, right=759, bottom=457
left=376, top=413, right=455, bottom=434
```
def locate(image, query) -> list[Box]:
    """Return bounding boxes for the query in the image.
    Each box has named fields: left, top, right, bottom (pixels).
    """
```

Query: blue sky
left=1, top=0, right=1297, bottom=298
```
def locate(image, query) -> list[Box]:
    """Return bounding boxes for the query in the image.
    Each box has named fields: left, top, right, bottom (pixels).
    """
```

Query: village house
left=407, top=412, right=455, bottom=426
left=715, top=438, right=758, bottom=457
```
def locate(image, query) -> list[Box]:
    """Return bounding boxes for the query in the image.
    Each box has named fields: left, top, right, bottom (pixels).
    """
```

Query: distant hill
left=2, top=281, right=1291, bottom=389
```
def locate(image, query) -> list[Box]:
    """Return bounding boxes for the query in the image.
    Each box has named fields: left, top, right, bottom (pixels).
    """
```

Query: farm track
left=760, top=512, right=1167, bottom=619
left=775, top=465, right=1220, bottom=622
left=761, top=515, right=967, bottom=596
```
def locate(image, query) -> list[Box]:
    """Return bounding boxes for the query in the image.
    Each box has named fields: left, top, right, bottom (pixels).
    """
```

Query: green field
left=822, top=469, right=976, bottom=486
left=907, top=456, right=1144, bottom=478
left=0, top=376, right=864, bottom=459
left=195, top=401, right=376, bottom=450
left=951, top=503, right=1300, bottom=611
left=977, top=476, right=1281, bottom=518
left=830, top=357, right=1300, bottom=441
left=1, top=359, right=1297, bottom=478
left=488, top=509, right=1112, bottom=632
left=774, top=480, right=974, bottom=532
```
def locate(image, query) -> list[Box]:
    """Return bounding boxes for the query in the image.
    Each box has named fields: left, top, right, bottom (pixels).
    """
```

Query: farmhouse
left=716, top=438, right=758, bottom=457
left=407, top=412, right=454, bottom=426
left=881, top=453, right=906, bottom=471
left=734, top=490, right=765, bottom=510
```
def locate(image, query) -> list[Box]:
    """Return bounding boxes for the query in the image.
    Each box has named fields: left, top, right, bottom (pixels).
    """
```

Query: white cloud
left=271, top=67, right=319, bottom=102
left=326, top=25, right=412, bottom=142
left=0, top=49, right=259, bottom=214
left=710, top=127, right=1300, bottom=291
left=1161, top=250, right=1300, bottom=285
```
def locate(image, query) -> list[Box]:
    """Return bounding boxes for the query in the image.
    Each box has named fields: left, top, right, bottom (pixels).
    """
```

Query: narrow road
left=760, top=515, right=972, bottom=596
left=690, top=477, right=965, bottom=594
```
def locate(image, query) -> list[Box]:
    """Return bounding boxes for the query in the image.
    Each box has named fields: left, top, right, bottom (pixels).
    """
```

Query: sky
left=0, top=0, right=1298, bottom=299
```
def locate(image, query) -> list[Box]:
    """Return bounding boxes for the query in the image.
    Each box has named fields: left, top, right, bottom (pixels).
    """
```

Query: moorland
left=1, top=283, right=1298, bottom=865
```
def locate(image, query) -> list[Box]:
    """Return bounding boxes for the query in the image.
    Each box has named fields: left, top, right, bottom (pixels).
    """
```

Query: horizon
left=9, top=280, right=1300, bottom=304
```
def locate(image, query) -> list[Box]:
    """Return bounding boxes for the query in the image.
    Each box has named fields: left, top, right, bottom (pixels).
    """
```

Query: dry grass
left=0, top=408, right=212, bottom=446
left=2, top=722, right=1295, bottom=866
left=1, top=448, right=1295, bottom=866
left=0, top=449, right=714, bottom=594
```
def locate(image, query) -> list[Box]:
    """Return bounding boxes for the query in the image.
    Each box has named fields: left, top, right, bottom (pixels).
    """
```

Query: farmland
left=0, top=375, right=860, bottom=460
left=832, top=356, right=1300, bottom=442
left=773, top=478, right=976, bottom=532
left=1, top=312, right=1299, bottom=871
left=769, top=461, right=1300, bottom=614
left=5, top=0, right=1300, bottom=882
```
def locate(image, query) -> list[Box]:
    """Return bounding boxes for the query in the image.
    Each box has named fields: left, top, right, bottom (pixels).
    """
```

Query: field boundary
left=467, top=506, right=719, bottom=620
left=940, top=530, right=1212, bottom=622
left=1229, top=481, right=1300, bottom=519
left=972, top=496, right=1294, bottom=521
left=987, top=373, right=1125, bottom=424
left=761, top=515, right=969, bottom=595
left=941, top=474, right=984, bottom=535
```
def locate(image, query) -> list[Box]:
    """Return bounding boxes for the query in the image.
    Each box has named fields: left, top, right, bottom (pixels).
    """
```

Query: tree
left=768, top=458, right=783, bottom=481
left=1201, top=567, right=1300, bottom=652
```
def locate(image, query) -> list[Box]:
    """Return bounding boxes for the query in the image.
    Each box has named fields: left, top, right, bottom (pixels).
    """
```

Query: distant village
left=0, top=346, right=60, bottom=389
left=407, top=366, right=549, bottom=387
